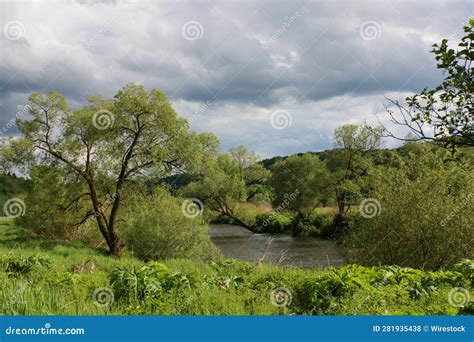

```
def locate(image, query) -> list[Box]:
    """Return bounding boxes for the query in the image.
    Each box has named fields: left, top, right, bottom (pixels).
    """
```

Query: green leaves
left=182, top=146, right=270, bottom=228
left=344, top=144, right=474, bottom=269
left=11, top=84, right=220, bottom=254
left=269, top=154, right=330, bottom=213
left=4, top=254, right=51, bottom=277
left=405, top=21, right=473, bottom=148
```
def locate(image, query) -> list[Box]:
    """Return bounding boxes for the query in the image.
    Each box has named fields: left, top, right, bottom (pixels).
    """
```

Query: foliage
left=0, top=222, right=472, bottom=315
left=255, top=212, right=293, bottom=233
left=269, top=154, right=329, bottom=214
left=3, top=254, right=51, bottom=277
left=123, top=188, right=221, bottom=262
left=228, top=145, right=272, bottom=203
left=109, top=262, right=190, bottom=303
left=344, top=144, right=474, bottom=269
left=291, top=212, right=337, bottom=238
left=383, top=20, right=473, bottom=149
left=16, top=165, right=99, bottom=243
left=453, top=259, right=474, bottom=285
left=183, top=154, right=247, bottom=223
left=183, top=147, right=269, bottom=229
left=0, top=174, right=30, bottom=216
left=5, top=84, right=218, bottom=255
left=328, top=124, right=382, bottom=217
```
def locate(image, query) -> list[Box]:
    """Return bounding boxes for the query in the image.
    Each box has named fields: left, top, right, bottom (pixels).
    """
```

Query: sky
left=0, top=0, right=472, bottom=158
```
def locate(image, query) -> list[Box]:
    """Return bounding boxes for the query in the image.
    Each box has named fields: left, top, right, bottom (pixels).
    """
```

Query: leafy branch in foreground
left=381, top=20, right=473, bottom=150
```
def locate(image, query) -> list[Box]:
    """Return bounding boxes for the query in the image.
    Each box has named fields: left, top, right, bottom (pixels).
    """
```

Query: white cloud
left=0, top=0, right=471, bottom=156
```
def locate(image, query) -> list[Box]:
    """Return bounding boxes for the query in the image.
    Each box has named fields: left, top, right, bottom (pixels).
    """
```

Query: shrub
left=123, top=188, right=221, bottom=262
left=16, top=165, right=97, bottom=243
left=3, top=254, right=51, bottom=277
left=344, top=149, right=474, bottom=269
left=109, top=262, right=185, bottom=302
left=232, top=205, right=259, bottom=228
left=291, top=212, right=337, bottom=238
left=453, top=259, right=474, bottom=285
left=255, top=212, right=292, bottom=233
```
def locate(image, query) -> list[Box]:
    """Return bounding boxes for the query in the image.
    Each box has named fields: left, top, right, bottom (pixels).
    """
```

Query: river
left=209, top=224, right=345, bottom=268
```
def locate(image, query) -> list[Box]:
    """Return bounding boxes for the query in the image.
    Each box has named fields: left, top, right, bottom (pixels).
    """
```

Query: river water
left=209, top=225, right=345, bottom=268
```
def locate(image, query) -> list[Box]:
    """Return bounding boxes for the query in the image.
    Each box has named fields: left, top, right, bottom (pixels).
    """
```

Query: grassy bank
left=0, top=219, right=472, bottom=315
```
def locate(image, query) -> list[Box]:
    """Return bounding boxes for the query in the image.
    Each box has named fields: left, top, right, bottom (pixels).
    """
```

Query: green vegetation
left=7, top=84, right=218, bottom=256
left=122, top=189, right=220, bottom=261
left=1, top=221, right=472, bottom=315
left=382, top=20, right=473, bottom=149
left=269, top=154, right=329, bottom=214
left=183, top=146, right=271, bottom=230
left=0, top=21, right=472, bottom=316
left=345, top=144, right=474, bottom=269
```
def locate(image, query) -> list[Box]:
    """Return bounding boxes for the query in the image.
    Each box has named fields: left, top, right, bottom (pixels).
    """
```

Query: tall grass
left=0, top=221, right=472, bottom=315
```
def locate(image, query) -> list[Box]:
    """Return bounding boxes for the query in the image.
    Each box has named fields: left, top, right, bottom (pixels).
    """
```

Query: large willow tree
left=10, top=84, right=218, bottom=256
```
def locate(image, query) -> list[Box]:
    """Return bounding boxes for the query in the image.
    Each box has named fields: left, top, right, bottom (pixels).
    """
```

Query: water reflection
left=209, top=225, right=345, bottom=268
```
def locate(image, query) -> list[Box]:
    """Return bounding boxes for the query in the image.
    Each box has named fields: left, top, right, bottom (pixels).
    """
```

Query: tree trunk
left=335, top=189, right=345, bottom=217
left=222, top=211, right=255, bottom=231
left=86, top=178, right=123, bottom=256
left=107, top=228, right=123, bottom=257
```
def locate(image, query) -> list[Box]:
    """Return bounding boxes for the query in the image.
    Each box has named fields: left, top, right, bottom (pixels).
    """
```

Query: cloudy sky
left=0, top=0, right=472, bottom=158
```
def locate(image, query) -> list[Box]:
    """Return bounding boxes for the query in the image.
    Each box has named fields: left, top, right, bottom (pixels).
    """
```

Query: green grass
left=0, top=219, right=472, bottom=315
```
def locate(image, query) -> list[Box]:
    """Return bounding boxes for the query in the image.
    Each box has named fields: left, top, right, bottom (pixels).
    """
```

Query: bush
left=332, top=211, right=361, bottom=238
left=232, top=205, right=259, bottom=228
left=16, top=165, right=100, bottom=244
left=291, top=212, right=337, bottom=238
left=3, top=254, right=51, bottom=277
left=255, top=212, right=293, bottom=233
left=123, top=188, right=221, bottom=262
left=344, top=148, right=474, bottom=269
left=109, top=262, right=192, bottom=303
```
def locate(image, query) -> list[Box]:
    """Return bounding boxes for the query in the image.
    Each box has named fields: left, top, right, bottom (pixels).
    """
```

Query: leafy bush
left=291, top=212, right=337, bottom=238
left=232, top=205, right=260, bottom=228
left=453, top=259, right=474, bottom=285
left=3, top=254, right=51, bottom=277
left=16, top=165, right=98, bottom=243
left=344, top=147, right=474, bottom=269
left=109, top=262, right=191, bottom=303
left=123, top=188, right=221, bottom=262
left=255, top=212, right=292, bottom=233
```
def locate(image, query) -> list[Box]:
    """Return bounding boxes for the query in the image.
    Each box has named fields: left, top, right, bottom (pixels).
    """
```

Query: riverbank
left=1, top=220, right=472, bottom=315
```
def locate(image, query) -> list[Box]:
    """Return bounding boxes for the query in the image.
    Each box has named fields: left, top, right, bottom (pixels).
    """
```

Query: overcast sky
left=0, top=0, right=472, bottom=158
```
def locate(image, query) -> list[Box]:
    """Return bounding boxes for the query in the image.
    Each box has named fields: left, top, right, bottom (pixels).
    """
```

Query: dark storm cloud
left=0, top=0, right=472, bottom=155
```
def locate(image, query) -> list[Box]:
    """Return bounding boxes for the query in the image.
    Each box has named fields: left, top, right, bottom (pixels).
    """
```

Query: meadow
left=1, top=218, right=472, bottom=316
